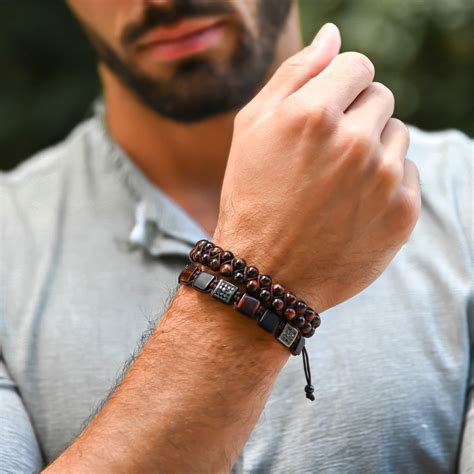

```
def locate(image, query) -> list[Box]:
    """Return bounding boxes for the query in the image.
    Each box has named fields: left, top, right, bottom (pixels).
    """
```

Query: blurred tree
left=0, top=0, right=472, bottom=170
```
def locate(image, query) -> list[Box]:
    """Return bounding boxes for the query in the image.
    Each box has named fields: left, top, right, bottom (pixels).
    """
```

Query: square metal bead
left=192, top=271, right=215, bottom=292
left=277, top=323, right=299, bottom=348
left=211, top=279, right=239, bottom=304
left=257, top=309, right=281, bottom=335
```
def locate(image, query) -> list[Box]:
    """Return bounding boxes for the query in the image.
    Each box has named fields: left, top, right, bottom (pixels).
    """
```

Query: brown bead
left=221, top=251, right=234, bottom=262
left=195, top=239, right=208, bottom=250
left=178, top=264, right=199, bottom=284
left=296, top=301, right=307, bottom=315
left=302, top=322, right=313, bottom=334
left=285, top=292, right=297, bottom=307
left=271, top=284, right=285, bottom=297
left=219, top=263, right=233, bottom=276
left=233, top=258, right=246, bottom=270
left=293, top=315, right=306, bottom=328
left=236, top=293, right=261, bottom=319
left=210, top=257, right=221, bottom=271
left=203, top=242, right=214, bottom=252
left=246, top=266, right=259, bottom=279
left=304, top=308, right=316, bottom=322
left=259, top=274, right=272, bottom=287
left=234, top=271, right=245, bottom=283
left=260, top=289, right=271, bottom=301
left=246, top=279, right=259, bottom=293
left=303, top=327, right=316, bottom=338
left=210, top=246, right=223, bottom=256
left=312, top=316, right=321, bottom=328
left=201, top=252, right=211, bottom=265
left=284, top=308, right=296, bottom=320
left=272, top=298, right=284, bottom=312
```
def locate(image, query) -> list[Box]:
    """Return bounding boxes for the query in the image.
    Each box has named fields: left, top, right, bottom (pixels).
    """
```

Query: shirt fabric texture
left=0, top=111, right=473, bottom=473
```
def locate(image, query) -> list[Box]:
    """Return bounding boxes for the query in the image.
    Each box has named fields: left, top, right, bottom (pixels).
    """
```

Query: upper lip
left=136, top=17, right=225, bottom=48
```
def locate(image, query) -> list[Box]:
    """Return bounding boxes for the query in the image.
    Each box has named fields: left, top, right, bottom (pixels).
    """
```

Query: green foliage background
left=1, top=0, right=473, bottom=170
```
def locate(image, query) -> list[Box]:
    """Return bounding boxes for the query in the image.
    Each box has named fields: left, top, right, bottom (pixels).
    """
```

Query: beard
left=80, top=0, right=292, bottom=123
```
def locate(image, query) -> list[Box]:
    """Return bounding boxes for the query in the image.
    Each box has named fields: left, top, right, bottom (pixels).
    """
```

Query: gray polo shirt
left=0, top=112, right=473, bottom=473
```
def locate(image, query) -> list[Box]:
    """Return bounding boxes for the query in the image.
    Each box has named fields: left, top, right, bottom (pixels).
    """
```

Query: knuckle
left=389, top=117, right=409, bottom=139
left=342, top=128, right=376, bottom=159
left=285, top=101, right=337, bottom=132
left=372, top=82, right=395, bottom=109
left=234, top=106, right=253, bottom=128
left=280, top=46, right=312, bottom=75
left=340, top=51, right=375, bottom=79
left=376, top=160, right=402, bottom=191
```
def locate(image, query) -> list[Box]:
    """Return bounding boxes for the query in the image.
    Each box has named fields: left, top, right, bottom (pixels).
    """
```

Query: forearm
left=45, top=284, right=290, bottom=473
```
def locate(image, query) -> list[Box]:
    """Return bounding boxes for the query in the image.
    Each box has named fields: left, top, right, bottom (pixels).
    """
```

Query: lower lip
left=140, top=22, right=226, bottom=62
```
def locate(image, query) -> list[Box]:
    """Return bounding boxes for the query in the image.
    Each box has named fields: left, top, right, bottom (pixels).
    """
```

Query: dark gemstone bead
left=303, top=327, right=316, bottom=338
left=201, top=252, right=211, bottom=265
left=296, top=301, right=307, bottom=315
left=302, top=322, right=313, bottom=334
left=312, top=316, right=321, bottom=328
left=236, top=293, right=261, bottom=319
left=192, top=271, right=216, bottom=292
left=259, top=274, right=272, bottom=287
left=210, top=246, right=223, bottom=256
left=219, top=263, right=233, bottom=276
left=272, top=298, right=285, bottom=312
left=284, top=308, right=296, bottom=320
left=271, top=283, right=285, bottom=297
left=285, top=292, right=297, bottom=307
left=233, top=258, right=246, bottom=270
left=221, top=251, right=234, bottom=263
left=178, top=264, right=199, bottom=284
left=257, top=309, right=281, bottom=335
left=304, top=308, right=316, bottom=322
left=234, top=271, right=245, bottom=283
left=210, top=257, right=221, bottom=270
left=203, top=242, right=214, bottom=252
left=246, top=279, right=259, bottom=293
left=195, top=239, right=208, bottom=249
left=246, top=266, right=259, bottom=279
left=193, top=250, right=202, bottom=262
left=293, top=315, right=306, bottom=328
left=259, top=289, right=271, bottom=301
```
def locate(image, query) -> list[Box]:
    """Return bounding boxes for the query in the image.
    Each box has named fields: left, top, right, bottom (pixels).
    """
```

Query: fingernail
left=311, top=22, right=338, bottom=46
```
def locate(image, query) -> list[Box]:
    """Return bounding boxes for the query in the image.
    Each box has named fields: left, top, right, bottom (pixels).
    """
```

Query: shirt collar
left=94, top=101, right=211, bottom=258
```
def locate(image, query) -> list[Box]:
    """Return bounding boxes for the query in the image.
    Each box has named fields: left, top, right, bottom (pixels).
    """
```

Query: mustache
left=121, top=0, right=235, bottom=47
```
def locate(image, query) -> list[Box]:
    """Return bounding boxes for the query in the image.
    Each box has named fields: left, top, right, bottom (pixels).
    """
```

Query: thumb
left=256, top=22, right=341, bottom=108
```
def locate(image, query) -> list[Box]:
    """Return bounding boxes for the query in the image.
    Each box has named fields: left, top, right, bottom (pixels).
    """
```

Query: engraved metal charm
left=211, top=279, right=239, bottom=304
left=277, top=323, right=299, bottom=348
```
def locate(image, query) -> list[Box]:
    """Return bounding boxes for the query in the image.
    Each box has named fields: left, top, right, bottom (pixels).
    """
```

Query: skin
left=45, top=1, right=421, bottom=471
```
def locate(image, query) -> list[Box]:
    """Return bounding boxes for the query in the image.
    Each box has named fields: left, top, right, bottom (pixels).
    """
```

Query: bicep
left=0, top=359, right=43, bottom=473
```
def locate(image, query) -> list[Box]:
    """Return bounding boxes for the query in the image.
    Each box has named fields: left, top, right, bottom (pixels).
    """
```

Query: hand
left=213, top=23, right=421, bottom=313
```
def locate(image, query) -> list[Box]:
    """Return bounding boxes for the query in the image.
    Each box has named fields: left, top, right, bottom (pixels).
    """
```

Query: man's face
left=68, top=0, right=293, bottom=122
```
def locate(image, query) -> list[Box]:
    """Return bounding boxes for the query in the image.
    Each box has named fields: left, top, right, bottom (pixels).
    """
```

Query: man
left=0, top=0, right=472, bottom=472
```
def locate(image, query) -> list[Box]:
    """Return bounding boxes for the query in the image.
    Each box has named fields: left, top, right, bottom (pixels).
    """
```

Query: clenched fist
left=213, top=23, right=421, bottom=313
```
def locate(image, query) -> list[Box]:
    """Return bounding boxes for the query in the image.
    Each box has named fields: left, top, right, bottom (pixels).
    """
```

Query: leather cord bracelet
left=178, top=240, right=321, bottom=401
left=188, top=240, right=321, bottom=337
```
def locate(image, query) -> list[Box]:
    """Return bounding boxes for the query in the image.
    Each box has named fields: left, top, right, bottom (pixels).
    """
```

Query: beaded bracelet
left=178, top=262, right=317, bottom=401
left=188, top=239, right=321, bottom=337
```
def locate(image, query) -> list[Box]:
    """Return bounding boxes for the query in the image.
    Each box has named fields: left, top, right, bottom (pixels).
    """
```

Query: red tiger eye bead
left=259, top=289, right=271, bottom=301
left=219, top=263, right=233, bottom=276
left=284, top=308, right=296, bottom=320
left=296, top=301, right=307, bottom=315
left=272, top=298, right=284, bottom=311
left=233, top=258, right=246, bottom=270
left=302, top=322, right=313, bottom=334
left=234, top=271, right=245, bottom=283
left=221, top=251, right=234, bottom=262
left=246, top=266, right=259, bottom=279
left=246, top=279, right=259, bottom=293
left=210, top=246, right=223, bottom=256
left=259, top=274, right=272, bottom=287
left=210, top=257, right=221, bottom=270
left=271, top=284, right=285, bottom=297
left=304, top=308, right=316, bottom=322
left=178, top=264, right=199, bottom=284
left=312, top=315, right=321, bottom=328
left=303, top=327, right=316, bottom=338
left=195, top=239, right=208, bottom=249
left=285, top=292, right=297, bottom=307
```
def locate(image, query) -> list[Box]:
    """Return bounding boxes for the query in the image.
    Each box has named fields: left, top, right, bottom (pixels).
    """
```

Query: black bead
left=257, top=309, right=281, bottom=335
left=246, top=266, right=259, bottom=279
left=233, top=258, right=246, bottom=270
left=203, top=242, right=214, bottom=252
left=221, top=251, right=234, bottom=262
left=296, top=301, right=307, bottom=315
left=303, top=327, right=316, bottom=338
left=234, top=271, right=245, bottom=283
left=201, top=252, right=211, bottom=265
left=259, top=289, right=271, bottom=301
left=302, top=322, right=313, bottom=334
left=192, top=271, right=215, bottom=292
left=293, top=315, right=306, bottom=328
left=259, top=274, right=272, bottom=287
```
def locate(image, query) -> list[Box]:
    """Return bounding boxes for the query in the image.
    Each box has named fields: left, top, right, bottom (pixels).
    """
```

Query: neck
left=101, top=4, right=303, bottom=235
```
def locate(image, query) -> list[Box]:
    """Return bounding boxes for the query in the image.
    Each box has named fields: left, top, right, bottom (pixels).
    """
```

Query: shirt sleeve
left=0, top=358, right=43, bottom=473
